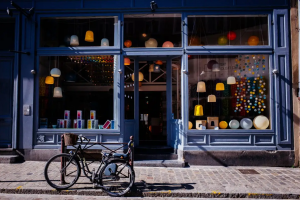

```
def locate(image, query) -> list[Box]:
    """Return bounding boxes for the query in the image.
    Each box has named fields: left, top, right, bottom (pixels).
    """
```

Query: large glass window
left=188, top=55, right=270, bottom=130
left=40, top=17, right=118, bottom=47
left=188, top=15, right=269, bottom=46
left=39, top=55, right=117, bottom=129
left=124, top=14, right=182, bottom=48
left=0, top=18, right=15, bottom=51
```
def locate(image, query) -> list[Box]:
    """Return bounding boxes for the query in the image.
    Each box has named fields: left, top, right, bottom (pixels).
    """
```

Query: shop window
left=40, top=17, right=117, bottom=47
left=172, top=58, right=181, bottom=119
left=188, top=55, right=270, bottom=130
left=0, top=18, right=15, bottom=51
left=188, top=15, right=269, bottom=46
left=124, top=14, right=182, bottom=48
left=38, top=55, right=117, bottom=130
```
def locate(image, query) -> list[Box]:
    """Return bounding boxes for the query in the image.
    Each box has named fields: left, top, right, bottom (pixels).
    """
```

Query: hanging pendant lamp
left=101, top=38, right=109, bottom=46
left=216, top=83, right=225, bottom=91
left=45, top=76, right=54, bottom=84
left=208, top=95, right=216, bottom=102
left=70, top=35, right=79, bottom=46
left=50, top=68, right=61, bottom=77
left=153, top=64, right=160, bottom=73
left=197, top=81, right=206, bottom=92
left=85, top=30, right=94, bottom=42
left=227, top=76, right=236, bottom=85
left=53, top=87, right=63, bottom=98
left=212, top=63, right=220, bottom=72
left=149, top=64, right=154, bottom=72
left=124, top=58, right=131, bottom=65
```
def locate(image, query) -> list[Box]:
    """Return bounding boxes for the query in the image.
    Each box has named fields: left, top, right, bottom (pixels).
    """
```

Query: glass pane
left=188, top=54, right=270, bottom=130
left=188, top=15, right=268, bottom=46
left=124, top=58, right=134, bottom=119
left=40, top=17, right=117, bottom=47
left=124, top=14, right=181, bottom=48
left=172, top=58, right=181, bottom=119
left=39, top=55, right=117, bottom=129
left=0, top=18, right=15, bottom=51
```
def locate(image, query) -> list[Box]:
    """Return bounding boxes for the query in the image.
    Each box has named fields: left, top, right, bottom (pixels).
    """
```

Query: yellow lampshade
left=219, top=121, right=228, bottom=129
left=188, top=121, right=193, bottom=129
left=45, top=76, right=54, bottom=84
left=124, top=58, right=131, bottom=65
left=208, top=95, right=216, bottom=102
left=197, top=81, right=206, bottom=92
left=131, top=72, right=144, bottom=82
left=216, top=83, right=225, bottom=91
left=194, top=105, right=203, bottom=116
left=149, top=64, right=154, bottom=72
left=227, top=76, right=236, bottom=85
left=85, top=30, right=94, bottom=42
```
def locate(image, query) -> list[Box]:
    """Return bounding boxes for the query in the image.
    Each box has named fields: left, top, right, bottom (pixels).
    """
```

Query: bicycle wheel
left=44, top=153, right=81, bottom=189
left=99, top=160, right=135, bottom=197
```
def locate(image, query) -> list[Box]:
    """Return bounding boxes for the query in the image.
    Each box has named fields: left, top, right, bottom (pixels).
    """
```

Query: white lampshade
left=207, top=95, right=216, bottom=102
left=145, top=38, right=158, bottom=48
left=53, top=87, right=63, bottom=98
left=212, top=63, right=220, bottom=72
left=253, top=115, right=269, bottom=129
left=197, top=81, right=206, bottom=92
left=101, top=38, right=109, bottom=46
left=50, top=68, right=61, bottom=77
left=131, top=72, right=144, bottom=82
left=70, top=35, right=79, bottom=46
left=227, top=76, right=236, bottom=85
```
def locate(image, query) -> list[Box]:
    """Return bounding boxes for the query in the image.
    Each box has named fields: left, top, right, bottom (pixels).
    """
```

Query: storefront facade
left=0, top=0, right=294, bottom=165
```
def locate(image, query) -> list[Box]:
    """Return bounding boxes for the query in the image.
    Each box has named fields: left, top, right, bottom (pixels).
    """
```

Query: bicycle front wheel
left=99, top=160, right=135, bottom=197
left=44, top=153, right=81, bottom=190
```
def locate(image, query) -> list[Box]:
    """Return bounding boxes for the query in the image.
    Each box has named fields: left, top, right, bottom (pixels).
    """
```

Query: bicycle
left=44, top=134, right=135, bottom=197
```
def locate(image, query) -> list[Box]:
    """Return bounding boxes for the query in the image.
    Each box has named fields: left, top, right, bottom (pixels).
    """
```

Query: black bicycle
left=44, top=134, right=135, bottom=197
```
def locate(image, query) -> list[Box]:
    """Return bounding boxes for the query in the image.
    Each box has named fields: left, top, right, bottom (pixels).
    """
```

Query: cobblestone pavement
left=0, top=194, right=296, bottom=200
left=1, top=161, right=300, bottom=198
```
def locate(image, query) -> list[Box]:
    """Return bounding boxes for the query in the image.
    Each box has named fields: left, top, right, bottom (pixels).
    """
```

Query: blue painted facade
left=0, top=0, right=292, bottom=159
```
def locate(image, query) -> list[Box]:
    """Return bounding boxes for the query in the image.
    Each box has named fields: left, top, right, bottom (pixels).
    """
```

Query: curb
left=0, top=189, right=300, bottom=199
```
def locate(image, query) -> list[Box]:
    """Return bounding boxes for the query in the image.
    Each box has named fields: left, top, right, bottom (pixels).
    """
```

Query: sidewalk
left=1, top=161, right=300, bottom=199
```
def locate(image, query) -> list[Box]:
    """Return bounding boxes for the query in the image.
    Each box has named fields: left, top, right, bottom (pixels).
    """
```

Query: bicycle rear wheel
left=44, top=153, right=81, bottom=189
left=99, top=160, right=135, bottom=197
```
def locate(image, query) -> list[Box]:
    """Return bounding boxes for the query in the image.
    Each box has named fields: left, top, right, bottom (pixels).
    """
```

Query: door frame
left=130, top=56, right=176, bottom=146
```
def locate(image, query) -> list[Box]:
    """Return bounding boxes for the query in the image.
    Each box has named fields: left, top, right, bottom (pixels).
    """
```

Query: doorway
left=124, top=57, right=181, bottom=147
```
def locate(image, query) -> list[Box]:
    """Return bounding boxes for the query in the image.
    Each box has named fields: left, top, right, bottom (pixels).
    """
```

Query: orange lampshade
left=124, top=58, right=131, bottom=65
left=248, top=36, right=259, bottom=46
left=45, top=76, right=54, bottom=84
left=85, top=30, right=94, bottom=42
left=156, top=60, right=163, bottom=65
left=124, top=40, right=132, bottom=48
left=216, top=83, right=225, bottom=91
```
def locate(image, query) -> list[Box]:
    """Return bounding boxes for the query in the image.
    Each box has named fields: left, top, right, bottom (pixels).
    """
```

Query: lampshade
left=50, top=68, right=61, bottom=77
left=188, top=121, right=193, bottom=129
left=253, top=115, right=269, bottom=129
left=194, top=105, right=203, bottom=116
left=227, top=76, right=236, bottom=85
left=145, top=38, right=158, bottom=47
left=149, top=64, right=154, bottom=72
left=70, top=35, right=79, bottom=46
left=85, top=30, right=94, bottom=42
left=216, top=83, right=225, bottom=91
left=53, top=87, right=63, bottom=98
left=101, top=38, right=109, bottom=46
left=212, top=63, right=220, bottom=72
left=153, top=64, right=160, bottom=73
left=124, top=40, right=132, bottom=48
left=162, top=41, right=174, bottom=47
left=124, top=58, right=131, bottom=65
left=156, top=60, right=163, bottom=65
left=208, top=95, right=216, bottom=102
left=197, top=81, right=206, bottom=92
left=45, top=76, right=54, bottom=84
left=131, top=72, right=144, bottom=82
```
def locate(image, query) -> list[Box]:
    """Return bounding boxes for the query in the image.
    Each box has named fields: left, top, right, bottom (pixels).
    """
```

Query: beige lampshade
left=131, top=72, right=144, bottom=82
left=53, top=87, right=63, bottom=98
left=197, top=81, right=206, bottom=92
left=208, top=95, right=216, bottom=102
left=227, top=76, right=236, bottom=85
left=149, top=64, right=154, bottom=72
left=216, top=83, right=225, bottom=91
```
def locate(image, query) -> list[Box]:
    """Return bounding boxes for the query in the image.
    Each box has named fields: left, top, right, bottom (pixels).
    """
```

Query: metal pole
left=60, top=134, right=66, bottom=185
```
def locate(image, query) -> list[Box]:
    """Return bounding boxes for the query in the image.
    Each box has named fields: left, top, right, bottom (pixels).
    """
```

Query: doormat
left=238, top=169, right=260, bottom=174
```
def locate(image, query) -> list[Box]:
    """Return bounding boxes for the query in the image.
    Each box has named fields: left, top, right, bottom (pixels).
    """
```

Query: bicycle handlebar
left=78, top=134, right=90, bottom=143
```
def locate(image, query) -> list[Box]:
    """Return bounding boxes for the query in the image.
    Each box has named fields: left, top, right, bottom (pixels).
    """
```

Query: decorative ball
left=124, top=40, right=132, bottom=48
left=162, top=41, right=174, bottom=47
left=229, top=119, right=239, bottom=129
left=207, top=60, right=218, bottom=69
left=219, top=121, right=228, bottom=129
left=248, top=36, right=259, bottom=46
left=227, top=31, right=236, bottom=40
left=188, top=121, right=193, bottom=130
left=240, top=118, right=253, bottom=129
left=218, top=36, right=228, bottom=45
left=188, top=36, right=201, bottom=46
left=253, top=115, right=269, bottom=129
left=145, top=38, right=158, bottom=48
